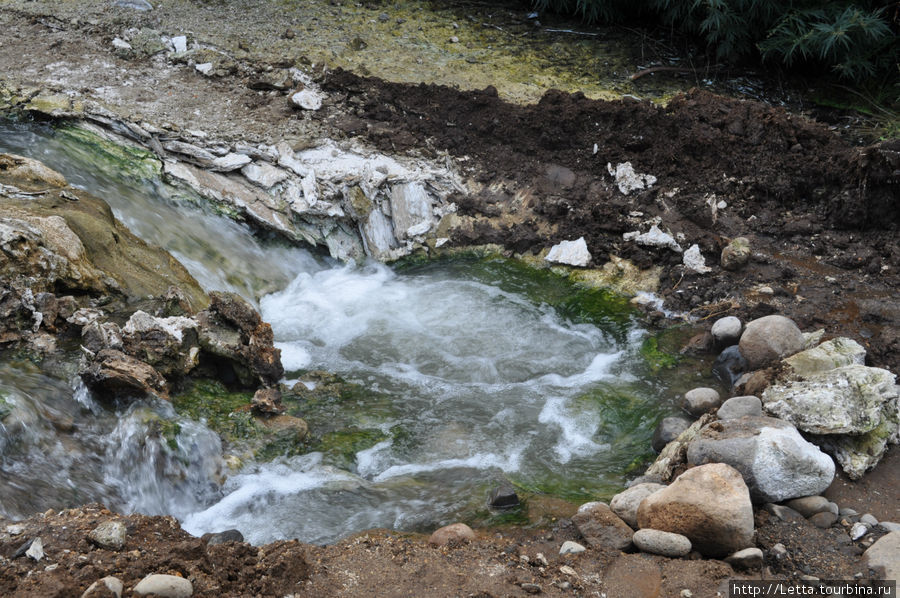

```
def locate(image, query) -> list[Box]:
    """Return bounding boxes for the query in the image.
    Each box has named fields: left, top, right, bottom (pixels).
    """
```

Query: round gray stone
left=88, top=520, right=127, bottom=551
left=784, top=496, right=831, bottom=518
left=860, top=513, right=879, bottom=526
left=682, top=387, right=722, bottom=416
left=81, top=576, right=124, bottom=598
left=725, top=547, right=764, bottom=570
left=711, top=316, right=742, bottom=348
left=633, top=528, right=692, bottom=557
left=610, top=483, right=666, bottom=529
left=738, top=315, right=804, bottom=370
left=559, top=540, right=586, bottom=555
left=809, top=511, right=838, bottom=529
left=651, top=416, right=691, bottom=453
left=716, top=395, right=761, bottom=420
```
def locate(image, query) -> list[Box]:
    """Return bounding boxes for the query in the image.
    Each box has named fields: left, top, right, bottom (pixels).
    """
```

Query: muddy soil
left=0, top=1, right=898, bottom=596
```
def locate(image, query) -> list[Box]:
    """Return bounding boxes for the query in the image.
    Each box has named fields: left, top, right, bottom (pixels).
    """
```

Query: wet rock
left=632, top=528, right=691, bottom=557
left=686, top=416, right=834, bottom=503
left=251, top=387, right=284, bottom=415
left=196, top=291, right=283, bottom=386
left=783, top=496, right=831, bottom=518
left=682, top=387, right=721, bottom=416
left=739, top=315, right=805, bottom=370
left=545, top=237, right=591, bottom=267
left=783, top=337, right=867, bottom=377
left=201, top=529, right=244, bottom=545
left=81, top=576, right=124, bottom=598
left=0, top=153, right=67, bottom=191
left=88, top=520, right=127, bottom=550
left=389, top=182, right=433, bottom=240
left=571, top=502, right=634, bottom=550
left=610, top=483, right=665, bottom=528
left=637, top=463, right=754, bottom=557
left=651, top=416, right=691, bottom=453
left=122, top=311, right=200, bottom=377
left=559, top=540, right=585, bottom=555
left=716, top=395, right=761, bottom=420
left=725, top=547, right=764, bottom=570
left=428, top=523, right=474, bottom=546
left=607, top=162, right=657, bottom=195
left=682, top=244, right=711, bottom=273
left=489, top=485, right=519, bottom=509
left=81, top=349, right=167, bottom=397
left=720, top=237, right=751, bottom=271
left=711, top=316, right=742, bottom=349
left=864, top=531, right=900, bottom=580
left=133, top=573, right=193, bottom=597
left=712, top=345, right=748, bottom=388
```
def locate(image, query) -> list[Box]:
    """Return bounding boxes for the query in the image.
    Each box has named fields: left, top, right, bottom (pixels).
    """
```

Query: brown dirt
left=0, top=2, right=898, bottom=597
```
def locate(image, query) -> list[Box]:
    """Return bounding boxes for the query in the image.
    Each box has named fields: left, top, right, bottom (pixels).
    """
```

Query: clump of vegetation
left=532, top=0, right=899, bottom=88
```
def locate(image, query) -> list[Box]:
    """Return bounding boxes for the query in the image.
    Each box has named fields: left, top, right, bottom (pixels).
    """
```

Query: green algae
left=639, top=335, right=680, bottom=373
left=53, top=124, right=161, bottom=181
left=313, top=427, right=389, bottom=470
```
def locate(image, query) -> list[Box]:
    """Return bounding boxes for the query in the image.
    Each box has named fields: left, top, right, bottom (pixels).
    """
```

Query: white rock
left=850, top=522, right=870, bottom=541
left=171, top=35, right=187, bottom=53
left=389, top=182, right=433, bottom=240
left=162, top=140, right=216, bottom=162
left=545, top=237, right=592, bottom=267
left=683, top=244, right=711, bottom=273
left=610, top=483, right=665, bottom=528
left=291, top=89, right=324, bottom=110
left=210, top=153, right=252, bottom=172
left=195, top=62, right=213, bottom=75
left=111, top=37, right=132, bottom=50
left=241, top=162, right=289, bottom=189
left=559, top=540, right=586, bottom=555
left=133, top=574, right=193, bottom=598
left=711, top=316, right=742, bottom=346
left=607, top=162, right=657, bottom=195
left=623, top=225, right=682, bottom=253
left=26, top=537, right=44, bottom=561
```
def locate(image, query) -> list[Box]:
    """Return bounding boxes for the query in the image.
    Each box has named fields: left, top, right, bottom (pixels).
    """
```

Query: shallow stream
left=0, top=121, right=683, bottom=545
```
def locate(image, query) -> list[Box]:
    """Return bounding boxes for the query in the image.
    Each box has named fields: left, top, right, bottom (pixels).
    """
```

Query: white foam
left=372, top=448, right=525, bottom=483
left=538, top=396, right=607, bottom=463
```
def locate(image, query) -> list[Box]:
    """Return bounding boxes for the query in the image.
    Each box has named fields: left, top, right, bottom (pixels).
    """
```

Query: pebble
left=133, top=574, right=193, bottom=598
left=840, top=507, right=859, bottom=517
left=633, top=529, right=692, bottom=557
left=202, top=529, right=244, bottom=545
left=195, top=63, right=213, bottom=76
left=89, top=520, right=127, bottom=550
left=725, top=547, right=764, bottom=570
left=763, top=503, right=806, bottom=523
left=521, top=582, right=542, bottom=594
left=711, top=316, right=742, bottom=347
left=290, top=89, right=323, bottom=111
left=770, top=543, right=788, bottom=559
left=533, top=553, right=548, bottom=567
left=489, top=485, right=519, bottom=509
left=26, top=537, right=44, bottom=561
left=682, top=387, right=721, bottom=416
left=784, top=496, right=831, bottom=518
left=860, top=513, right=879, bottom=526
left=81, top=576, right=124, bottom=598
left=428, top=523, right=475, bottom=546
left=171, top=35, right=187, bottom=53
left=112, top=37, right=132, bottom=50
left=559, top=540, right=586, bottom=555
left=449, top=36, right=459, bottom=43
left=879, top=521, right=900, bottom=533
left=559, top=565, right=577, bottom=577
left=849, top=522, right=869, bottom=541
left=809, top=511, right=838, bottom=529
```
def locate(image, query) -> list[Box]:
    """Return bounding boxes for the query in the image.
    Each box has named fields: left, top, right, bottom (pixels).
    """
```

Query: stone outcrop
left=686, top=416, right=834, bottom=503
left=637, top=463, right=754, bottom=557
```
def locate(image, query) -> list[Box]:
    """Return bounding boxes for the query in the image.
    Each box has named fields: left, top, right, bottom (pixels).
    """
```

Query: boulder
left=632, top=529, right=691, bottom=557
left=761, top=365, right=898, bottom=435
left=716, top=396, right=761, bottom=420
left=122, top=311, right=200, bottom=377
left=720, top=237, right=751, bottom=271
left=636, top=463, right=754, bottom=557
left=682, top=387, right=721, bottom=416
left=811, top=401, right=899, bottom=479
left=711, top=316, right=742, bottom=348
left=686, top=416, right=834, bottom=503
left=738, top=315, right=804, bottom=370
left=651, top=416, right=691, bottom=453
left=571, top=502, right=634, bottom=550
left=428, top=523, right=474, bottom=547
left=782, top=337, right=866, bottom=378
left=644, top=414, right=715, bottom=481
left=610, top=483, right=666, bottom=529
left=864, top=531, right=900, bottom=581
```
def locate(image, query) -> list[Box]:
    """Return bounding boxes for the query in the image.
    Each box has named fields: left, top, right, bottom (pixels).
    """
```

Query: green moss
left=54, top=123, right=161, bottom=181
left=639, top=335, right=680, bottom=373
left=312, top=427, right=389, bottom=470
left=0, top=393, right=11, bottom=421
left=284, top=371, right=401, bottom=431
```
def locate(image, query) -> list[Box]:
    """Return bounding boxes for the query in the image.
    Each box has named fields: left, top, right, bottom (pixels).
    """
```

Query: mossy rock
left=55, top=123, right=161, bottom=181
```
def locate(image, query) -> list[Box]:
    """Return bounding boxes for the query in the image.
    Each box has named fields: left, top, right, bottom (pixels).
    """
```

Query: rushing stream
left=0, top=120, right=673, bottom=545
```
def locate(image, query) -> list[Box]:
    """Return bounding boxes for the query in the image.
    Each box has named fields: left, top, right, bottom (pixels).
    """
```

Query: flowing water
left=0, top=120, right=672, bottom=545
